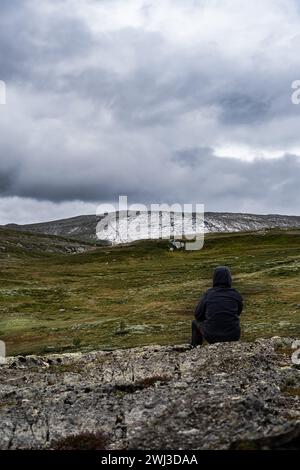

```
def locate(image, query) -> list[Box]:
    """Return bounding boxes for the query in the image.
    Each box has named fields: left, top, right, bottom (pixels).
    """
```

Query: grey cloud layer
left=1, top=146, right=299, bottom=215
left=0, top=0, right=300, bottom=217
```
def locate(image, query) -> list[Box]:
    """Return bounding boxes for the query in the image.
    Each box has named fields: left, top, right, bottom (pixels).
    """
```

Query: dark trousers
left=191, top=320, right=203, bottom=346
left=191, top=320, right=241, bottom=346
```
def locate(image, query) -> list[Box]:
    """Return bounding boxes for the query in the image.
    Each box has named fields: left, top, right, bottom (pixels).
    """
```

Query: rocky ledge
left=0, top=337, right=299, bottom=450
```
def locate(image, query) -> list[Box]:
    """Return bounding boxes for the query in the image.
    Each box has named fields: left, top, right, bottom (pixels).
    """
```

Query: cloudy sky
left=0, top=0, right=300, bottom=224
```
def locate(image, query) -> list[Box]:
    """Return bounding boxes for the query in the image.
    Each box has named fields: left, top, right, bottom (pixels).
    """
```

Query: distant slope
left=0, top=227, right=98, bottom=256
left=4, top=215, right=103, bottom=243
left=4, top=215, right=110, bottom=245
left=3, top=211, right=300, bottom=244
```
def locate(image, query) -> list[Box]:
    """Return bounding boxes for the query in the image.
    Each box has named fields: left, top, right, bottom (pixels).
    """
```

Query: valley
left=0, top=227, right=299, bottom=356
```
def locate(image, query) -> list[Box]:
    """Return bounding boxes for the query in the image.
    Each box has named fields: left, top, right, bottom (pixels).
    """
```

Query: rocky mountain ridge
left=3, top=212, right=300, bottom=245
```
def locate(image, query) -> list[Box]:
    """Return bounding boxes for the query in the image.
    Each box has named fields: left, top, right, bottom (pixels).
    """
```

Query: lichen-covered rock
left=0, top=338, right=299, bottom=450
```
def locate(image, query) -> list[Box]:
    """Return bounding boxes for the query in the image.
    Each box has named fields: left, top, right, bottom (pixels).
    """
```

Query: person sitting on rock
left=191, top=266, right=243, bottom=346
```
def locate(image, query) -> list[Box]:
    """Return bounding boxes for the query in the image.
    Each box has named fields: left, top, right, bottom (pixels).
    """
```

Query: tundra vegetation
left=0, top=227, right=299, bottom=356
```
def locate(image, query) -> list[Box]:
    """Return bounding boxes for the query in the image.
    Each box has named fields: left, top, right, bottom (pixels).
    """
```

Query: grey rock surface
left=0, top=338, right=299, bottom=450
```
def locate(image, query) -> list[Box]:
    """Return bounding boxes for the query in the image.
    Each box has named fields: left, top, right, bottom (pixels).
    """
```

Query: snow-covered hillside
left=95, top=211, right=204, bottom=244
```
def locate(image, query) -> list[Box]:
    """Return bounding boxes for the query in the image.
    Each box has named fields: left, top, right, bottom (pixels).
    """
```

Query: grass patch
left=114, top=375, right=171, bottom=393
left=52, top=431, right=108, bottom=450
left=283, top=387, right=300, bottom=398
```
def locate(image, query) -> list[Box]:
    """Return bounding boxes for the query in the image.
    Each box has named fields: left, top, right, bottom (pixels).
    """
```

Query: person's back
left=191, top=266, right=243, bottom=346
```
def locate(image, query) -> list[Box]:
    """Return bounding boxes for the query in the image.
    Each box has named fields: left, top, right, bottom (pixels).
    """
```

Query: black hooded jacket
left=195, top=267, right=243, bottom=343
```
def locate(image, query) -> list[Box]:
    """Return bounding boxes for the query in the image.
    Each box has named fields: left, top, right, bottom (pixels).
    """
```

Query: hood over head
left=213, top=266, right=232, bottom=288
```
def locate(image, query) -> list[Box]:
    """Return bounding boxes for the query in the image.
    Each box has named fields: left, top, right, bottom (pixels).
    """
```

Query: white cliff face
left=96, top=211, right=204, bottom=245
left=4, top=212, right=300, bottom=245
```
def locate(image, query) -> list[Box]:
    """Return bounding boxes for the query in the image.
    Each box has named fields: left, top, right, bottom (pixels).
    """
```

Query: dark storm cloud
left=0, top=145, right=299, bottom=216
left=0, top=1, right=93, bottom=85
left=219, top=93, right=271, bottom=125
left=0, top=0, right=300, bottom=221
left=0, top=169, right=17, bottom=194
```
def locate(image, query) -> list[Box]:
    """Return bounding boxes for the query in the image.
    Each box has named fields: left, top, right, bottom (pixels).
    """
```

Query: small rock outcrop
left=0, top=338, right=299, bottom=450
